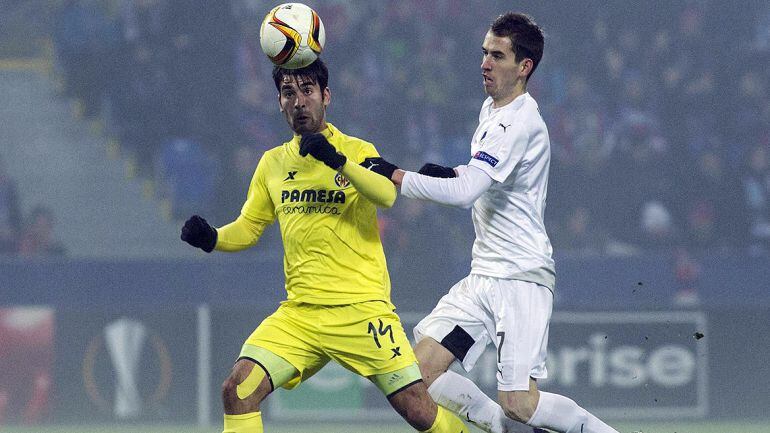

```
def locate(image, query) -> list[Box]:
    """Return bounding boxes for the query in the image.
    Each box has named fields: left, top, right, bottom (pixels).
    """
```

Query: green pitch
left=3, top=421, right=770, bottom=433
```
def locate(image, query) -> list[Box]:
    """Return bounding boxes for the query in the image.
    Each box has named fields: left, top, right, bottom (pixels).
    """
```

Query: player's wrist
left=392, top=169, right=406, bottom=186
left=327, top=151, right=347, bottom=171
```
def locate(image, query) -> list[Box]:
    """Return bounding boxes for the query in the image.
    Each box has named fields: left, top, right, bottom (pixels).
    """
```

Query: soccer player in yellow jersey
left=180, top=59, right=468, bottom=433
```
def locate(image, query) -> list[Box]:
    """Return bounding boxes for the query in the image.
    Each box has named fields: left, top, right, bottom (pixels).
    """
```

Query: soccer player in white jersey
left=370, top=12, right=621, bottom=433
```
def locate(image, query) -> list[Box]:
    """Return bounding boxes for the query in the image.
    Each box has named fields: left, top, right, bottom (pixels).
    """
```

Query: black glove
left=299, top=133, right=347, bottom=170
left=181, top=215, right=217, bottom=253
left=418, top=163, right=456, bottom=178
left=361, top=157, right=399, bottom=179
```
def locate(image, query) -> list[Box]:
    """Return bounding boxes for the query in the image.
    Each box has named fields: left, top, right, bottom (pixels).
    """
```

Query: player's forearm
left=400, top=165, right=493, bottom=208
left=214, top=214, right=267, bottom=252
left=340, top=160, right=397, bottom=208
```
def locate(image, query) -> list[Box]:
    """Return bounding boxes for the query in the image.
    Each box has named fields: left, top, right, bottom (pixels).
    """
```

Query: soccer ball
left=260, top=3, right=325, bottom=69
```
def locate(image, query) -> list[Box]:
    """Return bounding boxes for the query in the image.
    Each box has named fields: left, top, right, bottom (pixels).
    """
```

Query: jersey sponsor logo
left=281, top=189, right=346, bottom=204
left=499, top=122, right=511, bottom=132
left=473, top=151, right=499, bottom=167
left=281, top=204, right=340, bottom=215
left=334, top=173, right=350, bottom=188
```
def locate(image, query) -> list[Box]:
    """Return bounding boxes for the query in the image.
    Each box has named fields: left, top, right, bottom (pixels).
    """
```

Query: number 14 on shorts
left=368, top=319, right=402, bottom=358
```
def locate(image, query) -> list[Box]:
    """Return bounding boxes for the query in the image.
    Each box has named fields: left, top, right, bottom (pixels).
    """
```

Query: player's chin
left=293, top=123, right=313, bottom=136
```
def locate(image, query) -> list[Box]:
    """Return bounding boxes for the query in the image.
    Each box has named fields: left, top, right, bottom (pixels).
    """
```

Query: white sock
left=427, top=371, right=535, bottom=433
left=528, top=391, right=619, bottom=433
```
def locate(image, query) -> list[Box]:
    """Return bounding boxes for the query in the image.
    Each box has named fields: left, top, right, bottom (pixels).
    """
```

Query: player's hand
left=181, top=215, right=217, bottom=253
left=299, top=133, right=347, bottom=170
left=361, top=157, right=399, bottom=180
left=418, top=163, right=457, bottom=178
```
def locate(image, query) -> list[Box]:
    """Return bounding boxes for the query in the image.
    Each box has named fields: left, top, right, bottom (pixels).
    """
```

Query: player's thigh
left=413, top=337, right=455, bottom=387
left=242, top=303, right=329, bottom=390
left=490, top=279, right=552, bottom=392
left=322, top=301, right=417, bottom=379
left=413, top=275, right=492, bottom=373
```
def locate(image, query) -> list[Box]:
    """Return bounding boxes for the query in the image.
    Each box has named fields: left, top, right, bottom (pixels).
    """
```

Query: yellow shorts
left=242, top=300, right=417, bottom=389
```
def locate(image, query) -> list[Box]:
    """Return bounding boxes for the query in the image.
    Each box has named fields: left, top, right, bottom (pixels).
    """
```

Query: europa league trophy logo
left=104, top=318, right=147, bottom=419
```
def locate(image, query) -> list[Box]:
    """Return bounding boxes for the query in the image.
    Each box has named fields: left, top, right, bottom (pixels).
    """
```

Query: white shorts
left=414, top=274, right=553, bottom=391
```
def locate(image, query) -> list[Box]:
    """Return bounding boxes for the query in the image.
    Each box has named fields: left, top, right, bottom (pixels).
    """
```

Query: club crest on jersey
left=473, top=151, right=499, bottom=167
left=334, top=173, right=350, bottom=188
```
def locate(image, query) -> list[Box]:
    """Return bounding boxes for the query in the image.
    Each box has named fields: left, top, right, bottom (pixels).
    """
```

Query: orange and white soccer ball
left=260, top=3, right=325, bottom=69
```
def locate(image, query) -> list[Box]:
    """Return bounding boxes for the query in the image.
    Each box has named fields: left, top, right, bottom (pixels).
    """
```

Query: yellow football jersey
left=241, top=123, right=392, bottom=306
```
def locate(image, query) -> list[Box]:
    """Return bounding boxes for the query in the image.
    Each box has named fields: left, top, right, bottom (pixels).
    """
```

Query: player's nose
left=481, top=55, right=492, bottom=70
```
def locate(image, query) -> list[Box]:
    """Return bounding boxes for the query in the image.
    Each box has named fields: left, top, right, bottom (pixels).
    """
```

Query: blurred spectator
left=111, top=0, right=172, bottom=177
left=211, top=144, right=260, bottom=223
left=602, top=72, right=679, bottom=250
left=18, top=206, right=66, bottom=257
left=0, top=159, right=21, bottom=255
left=752, top=2, right=770, bottom=52
left=554, top=206, right=607, bottom=255
left=163, top=0, right=238, bottom=149
left=682, top=148, right=747, bottom=249
left=157, top=138, right=219, bottom=220
left=742, top=144, right=770, bottom=254
left=53, top=0, right=115, bottom=117
left=672, top=247, right=701, bottom=307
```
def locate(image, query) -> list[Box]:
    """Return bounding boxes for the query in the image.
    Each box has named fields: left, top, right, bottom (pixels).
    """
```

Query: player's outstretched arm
left=396, top=165, right=493, bottom=209
left=181, top=214, right=267, bottom=253
left=339, top=160, right=397, bottom=208
left=215, top=214, right=268, bottom=252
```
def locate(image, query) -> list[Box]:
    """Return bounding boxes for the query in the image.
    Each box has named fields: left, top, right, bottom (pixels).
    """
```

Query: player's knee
left=221, top=376, right=240, bottom=405
left=499, top=393, right=538, bottom=424
left=221, top=366, right=269, bottom=414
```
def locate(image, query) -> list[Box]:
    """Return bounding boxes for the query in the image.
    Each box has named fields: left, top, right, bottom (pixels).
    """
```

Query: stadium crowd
left=44, top=0, right=770, bottom=262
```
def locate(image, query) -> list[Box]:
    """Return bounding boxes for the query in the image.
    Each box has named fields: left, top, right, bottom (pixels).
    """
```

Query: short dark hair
left=272, top=58, right=329, bottom=92
left=490, top=12, right=544, bottom=80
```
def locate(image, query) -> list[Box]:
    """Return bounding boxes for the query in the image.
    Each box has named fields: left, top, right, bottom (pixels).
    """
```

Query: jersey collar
left=488, top=92, right=528, bottom=113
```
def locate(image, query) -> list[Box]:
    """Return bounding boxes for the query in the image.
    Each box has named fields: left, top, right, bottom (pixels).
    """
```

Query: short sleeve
left=468, top=123, right=529, bottom=183
left=240, top=154, right=276, bottom=223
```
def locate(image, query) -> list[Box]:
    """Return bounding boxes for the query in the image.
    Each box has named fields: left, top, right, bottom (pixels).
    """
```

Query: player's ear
left=520, top=58, right=533, bottom=78
left=278, top=93, right=284, bottom=113
left=322, top=87, right=331, bottom=108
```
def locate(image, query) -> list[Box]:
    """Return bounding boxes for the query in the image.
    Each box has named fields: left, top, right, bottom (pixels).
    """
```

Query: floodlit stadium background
left=1, top=0, right=769, bottom=432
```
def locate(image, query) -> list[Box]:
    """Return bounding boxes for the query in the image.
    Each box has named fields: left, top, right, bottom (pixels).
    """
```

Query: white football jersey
left=466, top=93, right=555, bottom=290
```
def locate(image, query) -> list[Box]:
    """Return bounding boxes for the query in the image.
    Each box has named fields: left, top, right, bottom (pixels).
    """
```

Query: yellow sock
left=421, top=405, right=468, bottom=433
left=223, top=411, right=262, bottom=433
